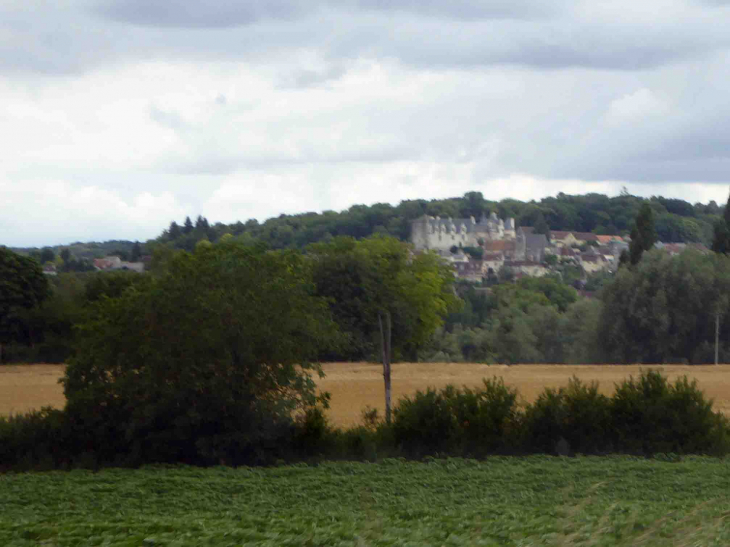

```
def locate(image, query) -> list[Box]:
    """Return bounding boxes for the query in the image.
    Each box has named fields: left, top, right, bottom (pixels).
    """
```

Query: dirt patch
left=4, top=363, right=730, bottom=427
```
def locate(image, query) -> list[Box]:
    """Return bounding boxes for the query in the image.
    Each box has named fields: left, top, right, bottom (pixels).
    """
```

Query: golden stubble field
left=4, top=363, right=730, bottom=427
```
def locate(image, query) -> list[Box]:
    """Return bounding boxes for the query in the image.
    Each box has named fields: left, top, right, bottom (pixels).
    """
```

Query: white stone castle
left=410, top=212, right=517, bottom=252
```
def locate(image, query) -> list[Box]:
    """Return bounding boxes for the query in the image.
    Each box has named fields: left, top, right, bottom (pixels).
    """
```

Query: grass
left=2, top=457, right=730, bottom=546
left=7, top=363, right=730, bottom=426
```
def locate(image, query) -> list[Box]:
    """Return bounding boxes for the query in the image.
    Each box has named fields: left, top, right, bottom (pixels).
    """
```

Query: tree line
left=150, top=191, right=722, bottom=253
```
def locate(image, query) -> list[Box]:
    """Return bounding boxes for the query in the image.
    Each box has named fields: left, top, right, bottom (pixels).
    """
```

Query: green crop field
left=2, top=456, right=730, bottom=546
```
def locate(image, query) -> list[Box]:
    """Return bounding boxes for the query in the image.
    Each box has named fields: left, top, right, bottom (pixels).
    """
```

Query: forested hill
left=156, top=191, right=724, bottom=251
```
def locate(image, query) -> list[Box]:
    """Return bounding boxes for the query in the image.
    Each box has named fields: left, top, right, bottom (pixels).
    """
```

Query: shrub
left=611, top=369, right=729, bottom=455
left=392, top=388, right=457, bottom=457
left=522, top=377, right=612, bottom=455
left=391, top=378, right=520, bottom=457
left=0, top=408, right=69, bottom=471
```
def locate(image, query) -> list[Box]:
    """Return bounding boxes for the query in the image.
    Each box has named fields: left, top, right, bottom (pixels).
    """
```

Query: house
left=453, top=260, right=485, bottom=283
left=573, top=232, right=600, bottom=244
left=558, top=246, right=579, bottom=262
left=482, top=252, right=504, bottom=275
left=580, top=252, right=610, bottom=274
left=521, top=233, right=549, bottom=262
left=42, top=264, right=57, bottom=276
left=94, top=256, right=145, bottom=273
left=550, top=231, right=580, bottom=248
left=482, top=239, right=518, bottom=259
left=505, top=260, right=549, bottom=277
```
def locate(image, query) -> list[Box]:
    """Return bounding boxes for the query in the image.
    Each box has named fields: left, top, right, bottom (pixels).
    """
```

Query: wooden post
left=379, top=311, right=392, bottom=424
left=716, top=311, right=720, bottom=365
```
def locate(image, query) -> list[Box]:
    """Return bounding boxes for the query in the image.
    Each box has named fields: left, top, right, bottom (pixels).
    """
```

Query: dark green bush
left=523, top=377, right=613, bottom=455
left=391, top=378, right=520, bottom=457
left=392, top=388, right=457, bottom=457
left=611, top=370, right=729, bottom=455
left=0, top=408, right=69, bottom=470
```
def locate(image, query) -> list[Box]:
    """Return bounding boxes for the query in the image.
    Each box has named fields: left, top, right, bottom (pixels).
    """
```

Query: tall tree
left=168, top=221, right=182, bottom=240
left=629, top=203, right=657, bottom=266
left=40, top=247, right=55, bottom=264
left=0, top=247, right=49, bottom=361
left=130, top=241, right=142, bottom=262
left=711, top=191, right=730, bottom=254
left=183, top=216, right=194, bottom=235
left=307, top=235, right=459, bottom=422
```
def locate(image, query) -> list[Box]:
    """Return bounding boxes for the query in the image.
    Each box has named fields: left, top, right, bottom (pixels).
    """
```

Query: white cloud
left=604, top=88, right=671, bottom=127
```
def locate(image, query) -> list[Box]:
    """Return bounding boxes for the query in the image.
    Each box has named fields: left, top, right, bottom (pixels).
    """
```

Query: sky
left=2, top=0, right=730, bottom=247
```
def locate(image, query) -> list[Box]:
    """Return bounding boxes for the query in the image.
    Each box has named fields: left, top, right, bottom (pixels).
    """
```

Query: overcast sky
left=3, top=0, right=730, bottom=247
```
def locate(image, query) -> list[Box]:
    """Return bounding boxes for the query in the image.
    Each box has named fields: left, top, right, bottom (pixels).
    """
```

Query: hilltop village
left=412, top=212, right=637, bottom=283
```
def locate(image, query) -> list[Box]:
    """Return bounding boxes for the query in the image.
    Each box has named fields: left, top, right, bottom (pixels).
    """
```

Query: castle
left=410, top=212, right=517, bottom=252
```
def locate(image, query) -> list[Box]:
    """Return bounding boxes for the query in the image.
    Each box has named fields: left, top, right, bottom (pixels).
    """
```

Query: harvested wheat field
left=4, top=363, right=730, bottom=427
left=0, top=364, right=67, bottom=416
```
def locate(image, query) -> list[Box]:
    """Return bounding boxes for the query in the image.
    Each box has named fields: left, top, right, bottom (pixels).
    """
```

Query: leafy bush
left=611, top=370, right=729, bottom=455
left=391, top=378, right=520, bottom=457
left=522, top=377, right=612, bottom=455
left=392, top=388, right=457, bottom=457
left=61, top=242, right=340, bottom=466
left=0, top=408, right=68, bottom=470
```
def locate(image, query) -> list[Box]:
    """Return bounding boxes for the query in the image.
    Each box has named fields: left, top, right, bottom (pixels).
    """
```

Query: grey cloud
left=2, top=0, right=728, bottom=77
left=96, top=0, right=562, bottom=30
left=98, top=0, right=309, bottom=29
left=348, top=0, right=562, bottom=21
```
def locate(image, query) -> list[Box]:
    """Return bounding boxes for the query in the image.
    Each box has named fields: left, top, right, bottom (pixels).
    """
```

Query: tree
left=629, top=203, right=657, bottom=265
left=183, top=216, right=194, bottom=235
left=130, top=241, right=142, bottom=262
left=60, top=248, right=71, bottom=263
left=62, top=242, right=339, bottom=464
left=40, top=248, right=55, bottom=264
left=168, top=221, right=182, bottom=240
left=599, top=249, right=730, bottom=364
left=0, top=247, right=49, bottom=361
left=533, top=212, right=551, bottom=239
left=307, top=236, right=459, bottom=422
left=712, top=191, right=730, bottom=254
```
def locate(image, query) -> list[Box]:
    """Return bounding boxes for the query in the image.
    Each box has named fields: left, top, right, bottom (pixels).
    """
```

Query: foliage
left=600, top=249, right=730, bottom=363
left=5, top=458, right=730, bottom=545
left=611, top=370, right=729, bottom=455
left=391, top=378, right=520, bottom=457
left=629, top=203, right=657, bottom=266
left=522, top=377, right=612, bottom=454
left=61, top=241, right=339, bottom=465
left=712, top=190, right=730, bottom=253
left=307, top=235, right=459, bottom=361
left=0, top=247, right=49, bottom=359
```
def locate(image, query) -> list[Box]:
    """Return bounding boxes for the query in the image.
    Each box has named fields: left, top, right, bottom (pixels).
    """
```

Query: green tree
left=711, top=191, right=730, bottom=254
left=0, top=247, right=49, bottom=361
left=40, top=248, right=55, bottom=264
left=183, top=216, right=194, bottom=235
left=130, top=241, right=142, bottom=262
left=599, top=249, right=730, bottom=364
left=308, top=236, right=459, bottom=362
left=62, top=242, right=339, bottom=464
left=307, top=236, right=459, bottom=422
left=533, top=212, right=550, bottom=239
left=629, top=203, right=657, bottom=265
left=168, top=221, right=182, bottom=240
